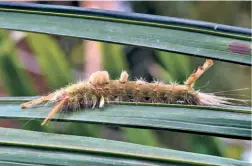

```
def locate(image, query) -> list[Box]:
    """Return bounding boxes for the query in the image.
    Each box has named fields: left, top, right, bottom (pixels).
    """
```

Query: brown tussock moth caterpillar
left=21, top=59, right=234, bottom=125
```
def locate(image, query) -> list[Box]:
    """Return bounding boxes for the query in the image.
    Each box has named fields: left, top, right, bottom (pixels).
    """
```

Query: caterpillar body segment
left=21, top=59, right=231, bottom=125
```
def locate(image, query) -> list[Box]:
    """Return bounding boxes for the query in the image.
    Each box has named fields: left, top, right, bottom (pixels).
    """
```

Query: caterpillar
left=21, top=59, right=234, bottom=125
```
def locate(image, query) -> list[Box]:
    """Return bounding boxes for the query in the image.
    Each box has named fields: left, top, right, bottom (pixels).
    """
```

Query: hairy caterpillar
left=21, top=59, right=234, bottom=125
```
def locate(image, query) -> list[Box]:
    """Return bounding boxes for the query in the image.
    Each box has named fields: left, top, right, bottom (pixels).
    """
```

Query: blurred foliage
left=156, top=51, right=191, bottom=82
left=102, top=43, right=128, bottom=79
left=122, top=128, right=159, bottom=147
left=0, top=30, right=36, bottom=96
left=131, top=1, right=251, bottom=28
left=26, top=33, right=74, bottom=90
left=0, top=1, right=251, bottom=162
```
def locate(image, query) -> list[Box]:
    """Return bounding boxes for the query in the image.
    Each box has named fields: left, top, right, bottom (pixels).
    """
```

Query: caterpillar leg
left=185, top=59, right=213, bottom=87
left=41, top=95, right=69, bottom=125
left=21, top=94, right=54, bottom=109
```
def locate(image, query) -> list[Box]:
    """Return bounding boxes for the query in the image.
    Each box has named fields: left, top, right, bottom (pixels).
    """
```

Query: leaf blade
left=0, top=127, right=250, bottom=166
left=0, top=2, right=250, bottom=65
left=0, top=97, right=251, bottom=140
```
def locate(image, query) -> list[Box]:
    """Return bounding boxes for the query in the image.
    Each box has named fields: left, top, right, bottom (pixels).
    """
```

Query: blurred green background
left=0, top=1, right=251, bottom=162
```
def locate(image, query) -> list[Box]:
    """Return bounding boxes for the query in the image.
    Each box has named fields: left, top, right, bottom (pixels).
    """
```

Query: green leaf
left=0, top=127, right=249, bottom=166
left=0, top=2, right=250, bottom=65
left=0, top=30, right=36, bottom=96
left=26, top=33, right=74, bottom=90
left=0, top=97, right=251, bottom=140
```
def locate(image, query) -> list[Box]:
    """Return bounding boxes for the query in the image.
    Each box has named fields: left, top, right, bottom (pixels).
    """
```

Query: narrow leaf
left=0, top=127, right=249, bottom=166
left=0, top=97, right=251, bottom=140
left=0, top=2, right=250, bottom=65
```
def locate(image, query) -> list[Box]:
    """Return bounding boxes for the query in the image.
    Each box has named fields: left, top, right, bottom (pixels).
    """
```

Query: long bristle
left=197, top=92, right=231, bottom=106
left=197, top=92, right=249, bottom=106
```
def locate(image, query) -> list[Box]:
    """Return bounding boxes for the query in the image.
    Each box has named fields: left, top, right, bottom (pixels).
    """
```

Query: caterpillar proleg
left=21, top=59, right=235, bottom=125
